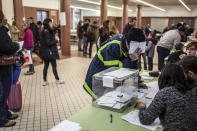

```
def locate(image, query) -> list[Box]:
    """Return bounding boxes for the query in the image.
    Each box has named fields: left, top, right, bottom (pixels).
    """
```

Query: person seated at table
left=83, top=28, right=146, bottom=99
left=167, top=43, right=186, bottom=63
left=137, top=64, right=195, bottom=131
left=180, top=56, right=197, bottom=130
left=180, top=41, right=197, bottom=59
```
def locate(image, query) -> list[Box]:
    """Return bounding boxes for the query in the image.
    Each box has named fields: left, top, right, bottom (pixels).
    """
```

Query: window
left=70, top=8, right=81, bottom=30
left=37, top=11, right=49, bottom=22
left=170, top=17, right=194, bottom=27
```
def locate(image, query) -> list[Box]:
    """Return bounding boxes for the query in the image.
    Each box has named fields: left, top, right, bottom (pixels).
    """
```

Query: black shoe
left=24, top=71, right=35, bottom=75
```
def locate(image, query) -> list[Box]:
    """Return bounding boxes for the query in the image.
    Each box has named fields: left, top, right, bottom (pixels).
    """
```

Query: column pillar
left=137, top=5, right=142, bottom=28
left=13, top=0, right=24, bottom=31
left=100, top=0, right=107, bottom=25
left=122, top=0, right=128, bottom=33
left=60, top=0, right=71, bottom=56
left=0, top=0, right=2, bottom=11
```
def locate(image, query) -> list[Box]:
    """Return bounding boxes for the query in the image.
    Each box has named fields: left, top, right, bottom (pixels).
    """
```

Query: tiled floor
left=2, top=55, right=92, bottom=131
left=1, top=44, right=159, bottom=131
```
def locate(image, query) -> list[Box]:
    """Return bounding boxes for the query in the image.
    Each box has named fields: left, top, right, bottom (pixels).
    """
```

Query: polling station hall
left=0, top=0, right=197, bottom=131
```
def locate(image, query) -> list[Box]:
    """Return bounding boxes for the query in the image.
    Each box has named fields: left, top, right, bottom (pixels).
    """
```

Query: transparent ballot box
left=92, top=67, right=139, bottom=112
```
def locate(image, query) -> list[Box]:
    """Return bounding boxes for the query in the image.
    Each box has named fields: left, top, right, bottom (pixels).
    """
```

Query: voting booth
left=92, top=67, right=139, bottom=112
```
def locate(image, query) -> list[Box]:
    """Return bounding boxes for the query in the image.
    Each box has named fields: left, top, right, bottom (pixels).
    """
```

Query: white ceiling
left=70, top=0, right=197, bottom=8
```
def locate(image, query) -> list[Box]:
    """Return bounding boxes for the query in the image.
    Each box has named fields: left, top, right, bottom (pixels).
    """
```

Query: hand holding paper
left=129, top=41, right=146, bottom=54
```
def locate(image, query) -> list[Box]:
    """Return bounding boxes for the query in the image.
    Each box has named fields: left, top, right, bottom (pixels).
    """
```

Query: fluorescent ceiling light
left=179, top=0, right=191, bottom=11
left=135, top=0, right=166, bottom=12
left=70, top=6, right=100, bottom=13
left=77, top=0, right=132, bottom=12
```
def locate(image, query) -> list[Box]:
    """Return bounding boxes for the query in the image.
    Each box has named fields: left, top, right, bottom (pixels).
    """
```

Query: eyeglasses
left=188, top=48, right=196, bottom=51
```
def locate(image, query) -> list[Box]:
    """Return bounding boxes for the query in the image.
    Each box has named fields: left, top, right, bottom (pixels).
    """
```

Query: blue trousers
left=0, top=73, right=12, bottom=125
left=157, top=46, right=170, bottom=71
left=25, top=46, right=34, bottom=72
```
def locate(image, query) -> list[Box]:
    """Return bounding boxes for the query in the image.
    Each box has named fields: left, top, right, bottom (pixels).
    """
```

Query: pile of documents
left=121, top=110, right=161, bottom=131
left=49, top=120, right=82, bottom=131
left=97, top=91, right=134, bottom=109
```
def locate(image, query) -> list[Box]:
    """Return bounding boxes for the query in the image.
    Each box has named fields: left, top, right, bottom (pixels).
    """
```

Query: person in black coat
left=167, top=43, right=186, bottom=63
left=27, top=17, right=40, bottom=51
left=0, top=10, right=19, bottom=127
left=122, top=18, right=136, bottom=35
left=39, top=18, right=64, bottom=86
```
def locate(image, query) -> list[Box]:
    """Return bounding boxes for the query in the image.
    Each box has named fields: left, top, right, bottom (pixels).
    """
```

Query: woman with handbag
left=39, top=18, right=64, bottom=86
left=23, top=22, right=35, bottom=75
left=0, top=10, right=19, bottom=127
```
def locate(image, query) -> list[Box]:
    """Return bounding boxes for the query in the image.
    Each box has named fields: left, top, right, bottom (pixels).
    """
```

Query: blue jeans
left=78, top=39, right=83, bottom=51
left=0, top=73, right=12, bottom=125
left=148, top=57, right=153, bottom=71
left=157, top=46, right=170, bottom=71
left=25, top=46, right=34, bottom=72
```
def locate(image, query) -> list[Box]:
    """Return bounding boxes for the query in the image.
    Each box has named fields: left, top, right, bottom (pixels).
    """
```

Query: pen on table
left=110, top=114, right=113, bottom=123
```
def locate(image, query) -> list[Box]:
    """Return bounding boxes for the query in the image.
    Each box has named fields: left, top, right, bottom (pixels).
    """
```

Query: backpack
left=87, top=26, right=96, bottom=42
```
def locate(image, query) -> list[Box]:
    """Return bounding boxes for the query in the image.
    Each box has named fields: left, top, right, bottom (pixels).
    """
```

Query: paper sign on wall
left=60, top=12, right=66, bottom=26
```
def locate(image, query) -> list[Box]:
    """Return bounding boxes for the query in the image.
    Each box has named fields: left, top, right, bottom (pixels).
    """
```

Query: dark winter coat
left=139, top=87, right=195, bottom=131
left=77, top=24, right=83, bottom=39
left=0, top=26, right=19, bottom=75
left=30, top=22, right=40, bottom=43
left=82, top=23, right=89, bottom=37
left=167, top=51, right=185, bottom=63
left=99, top=27, right=109, bottom=45
left=122, top=23, right=134, bottom=35
left=87, top=24, right=99, bottom=42
left=39, top=29, right=59, bottom=61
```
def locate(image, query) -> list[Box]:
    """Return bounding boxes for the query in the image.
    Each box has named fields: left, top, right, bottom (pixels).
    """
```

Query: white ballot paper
left=103, top=76, right=114, bottom=88
left=49, top=120, right=82, bottom=131
left=142, top=76, right=154, bottom=80
left=129, top=41, right=146, bottom=54
left=121, top=110, right=161, bottom=131
left=17, top=41, right=24, bottom=52
left=146, top=81, right=159, bottom=99
left=104, top=68, right=136, bottom=79
left=141, top=72, right=149, bottom=76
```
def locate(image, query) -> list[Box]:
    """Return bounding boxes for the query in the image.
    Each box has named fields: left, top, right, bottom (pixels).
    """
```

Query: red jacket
left=23, top=28, right=34, bottom=48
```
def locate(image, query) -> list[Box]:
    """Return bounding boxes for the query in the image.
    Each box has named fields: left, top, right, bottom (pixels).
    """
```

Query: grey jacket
left=146, top=40, right=156, bottom=58
left=158, top=29, right=181, bottom=50
left=139, top=87, right=195, bottom=131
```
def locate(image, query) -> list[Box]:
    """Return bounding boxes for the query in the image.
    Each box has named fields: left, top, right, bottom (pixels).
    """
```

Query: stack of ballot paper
left=121, top=110, right=161, bottom=131
left=146, top=81, right=159, bottom=99
left=49, top=120, right=82, bottom=131
left=104, top=68, right=136, bottom=79
left=142, top=76, right=154, bottom=80
left=97, top=91, right=133, bottom=109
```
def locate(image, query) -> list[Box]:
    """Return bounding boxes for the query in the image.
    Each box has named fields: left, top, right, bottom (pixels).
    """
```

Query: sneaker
left=42, top=81, right=49, bottom=86
left=56, top=79, right=64, bottom=84
left=8, top=114, right=19, bottom=120
left=0, top=121, right=16, bottom=127
left=24, top=71, right=35, bottom=75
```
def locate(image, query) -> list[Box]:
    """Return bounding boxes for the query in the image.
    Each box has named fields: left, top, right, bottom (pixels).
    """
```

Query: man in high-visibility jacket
left=83, top=28, right=145, bottom=99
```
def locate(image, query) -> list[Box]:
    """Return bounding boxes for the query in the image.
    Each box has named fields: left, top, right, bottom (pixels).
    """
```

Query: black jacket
left=122, top=23, right=134, bottom=35
left=167, top=51, right=185, bottom=63
left=39, top=29, right=59, bottom=61
left=0, top=26, right=19, bottom=75
left=30, top=22, right=39, bottom=43
left=82, top=23, right=89, bottom=37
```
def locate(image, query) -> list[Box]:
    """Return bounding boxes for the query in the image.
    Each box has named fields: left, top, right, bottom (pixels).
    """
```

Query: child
left=137, top=64, right=195, bottom=130
left=167, top=43, right=186, bottom=63
left=145, top=32, right=157, bottom=71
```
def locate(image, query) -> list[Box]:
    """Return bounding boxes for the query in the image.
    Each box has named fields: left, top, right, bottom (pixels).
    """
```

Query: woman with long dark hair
left=39, top=18, right=64, bottom=86
left=0, top=10, right=19, bottom=127
left=138, top=64, right=195, bottom=130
